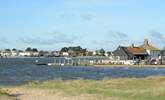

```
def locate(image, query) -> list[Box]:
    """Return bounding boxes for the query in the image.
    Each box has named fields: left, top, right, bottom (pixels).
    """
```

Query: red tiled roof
left=124, top=47, right=147, bottom=55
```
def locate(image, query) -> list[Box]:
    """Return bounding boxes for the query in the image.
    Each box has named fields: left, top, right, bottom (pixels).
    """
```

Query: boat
left=36, top=63, right=47, bottom=65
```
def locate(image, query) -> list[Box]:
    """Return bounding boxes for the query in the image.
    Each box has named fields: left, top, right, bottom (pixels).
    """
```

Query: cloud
left=20, top=32, right=78, bottom=45
left=106, top=31, right=146, bottom=48
left=0, top=37, right=9, bottom=43
left=66, top=0, right=136, bottom=7
left=149, top=31, right=164, bottom=40
left=108, top=32, right=129, bottom=39
left=80, top=14, right=93, bottom=21
left=90, top=40, right=118, bottom=50
left=60, top=13, right=75, bottom=20
left=60, top=13, right=93, bottom=22
left=148, top=31, right=165, bottom=48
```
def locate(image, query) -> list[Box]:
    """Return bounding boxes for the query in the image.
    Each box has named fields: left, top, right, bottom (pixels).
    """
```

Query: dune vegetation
left=2, top=76, right=165, bottom=100
left=0, top=88, right=14, bottom=100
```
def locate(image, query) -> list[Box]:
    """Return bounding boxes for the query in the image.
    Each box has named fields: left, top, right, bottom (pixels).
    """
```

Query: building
left=113, top=45, right=148, bottom=61
left=19, top=51, right=31, bottom=57
left=11, top=50, right=18, bottom=56
left=160, top=47, right=165, bottom=64
left=19, top=51, right=39, bottom=57
left=0, top=51, right=12, bottom=57
left=140, top=39, right=160, bottom=59
left=51, top=51, right=60, bottom=57
left=61, top=52, right=69, bottom=57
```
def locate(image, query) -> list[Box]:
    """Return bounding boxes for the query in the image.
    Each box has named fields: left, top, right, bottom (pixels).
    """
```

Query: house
left=31, top=52, right=39, bottom=57
left=113, top=46, right=128, bottom=60
left=113, top=44, right=148, bottom=61
left=60, top=46, right=87, bottom=57
left=160, top=47, right=165, bottom=64
left=140, top=39, right=160, bottom=59
left=0, top=50, right=12, bottom=57
left=61, top=52, right=69, bottom=57
left=51, top=51, right=60, bottom=57
left=93, top=50, right=102, bottom=56
left=86, top=51, right=93, bottom=56
left=92, top=51, right=97, bottom=56
left=105, top=51, right=113, bottom=57
left=19, top=51, right=31, bottom=57
left=11, top=50, right=18, bottom=56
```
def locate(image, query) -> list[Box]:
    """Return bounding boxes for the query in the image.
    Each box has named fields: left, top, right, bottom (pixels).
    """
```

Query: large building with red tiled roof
left=113, top=39, right=161, bottom=61
left=113, top=45, right=148, bottom=60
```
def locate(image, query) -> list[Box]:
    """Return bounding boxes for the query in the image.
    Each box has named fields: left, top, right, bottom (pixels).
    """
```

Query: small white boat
left=60, top=63, right=65, bottom=66
left=47, top=63, right=56, bottom=66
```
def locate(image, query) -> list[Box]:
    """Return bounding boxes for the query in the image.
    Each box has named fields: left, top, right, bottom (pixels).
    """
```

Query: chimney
left=144, top=39, right=149, bottom=45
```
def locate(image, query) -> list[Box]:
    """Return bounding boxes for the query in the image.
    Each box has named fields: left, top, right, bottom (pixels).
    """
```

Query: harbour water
left=0, top=58, right=165, bottom=86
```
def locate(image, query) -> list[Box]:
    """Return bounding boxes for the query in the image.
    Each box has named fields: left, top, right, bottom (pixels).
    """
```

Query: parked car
left=150, top=59, right=158, bottom=65
left=124, top=60, right=136, bottom=65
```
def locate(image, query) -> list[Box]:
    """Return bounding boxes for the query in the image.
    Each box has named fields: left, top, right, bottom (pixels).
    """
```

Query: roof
left=113, top=46, right=147, bottom=56
left=113, top=46, right=128, bottom=56
left=124, top=47, right=147, bottom=55
left=140, top=39, right=160, bottom=51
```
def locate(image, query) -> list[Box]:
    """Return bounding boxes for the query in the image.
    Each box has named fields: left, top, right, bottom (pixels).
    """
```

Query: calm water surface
left=0, top=58, right=165, bottom=86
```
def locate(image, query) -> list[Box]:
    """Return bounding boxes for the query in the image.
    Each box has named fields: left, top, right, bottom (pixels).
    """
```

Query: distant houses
left=60, top=46, right=87, bottom=57
left=0, top=39, right=165, bottom=65
left=0, top=48, right=40, bottom=57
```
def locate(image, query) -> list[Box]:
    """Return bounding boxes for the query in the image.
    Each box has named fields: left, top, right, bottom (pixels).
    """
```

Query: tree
left=107, top=51, right=112, bottom=56
left=73, top=46, right=82, bottom=51
left=39, top=50, right=44, bottom=56
left=60, top=47, right=69, bottom=52
left=32, top=48, right=38, bottom=52
left=12, top=48, right=17, bottom=52
left=25, top=47, right=32, bottom=52
left=5, top=49, right=11, bottom=52
left=18, top=50, right=23, bottom=52
left=95, top=50, right=100, bottom=56
left=99, top=48, right=105, bottom=56
left=87, top=51, right=93, bottom=56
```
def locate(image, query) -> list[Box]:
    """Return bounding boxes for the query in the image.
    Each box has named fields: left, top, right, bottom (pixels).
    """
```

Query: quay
left=52, top=56, right=109, bottom=66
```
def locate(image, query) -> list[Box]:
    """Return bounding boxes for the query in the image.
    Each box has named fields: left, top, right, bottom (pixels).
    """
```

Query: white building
left=19, top=51, right=39, bottom=57
left=52, top=51, right=60, bottom=56
left=32, top=52, right=39, bottom=56
left=0, top=51, right=11, bottom=57
left=140, top=39, right=160, bottom=59
left=61, top=52, right=69, bottom=56
left=19, top=52, right=31, bottom=57
left=11, top=51, right=18, bottom=56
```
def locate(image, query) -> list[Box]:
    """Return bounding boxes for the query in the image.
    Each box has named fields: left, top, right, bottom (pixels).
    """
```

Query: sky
left=0, top=0, right=165, bottom=51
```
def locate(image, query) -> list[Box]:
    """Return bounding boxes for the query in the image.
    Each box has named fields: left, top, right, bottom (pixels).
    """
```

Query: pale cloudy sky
left=0, top=0, right=165, bottom=51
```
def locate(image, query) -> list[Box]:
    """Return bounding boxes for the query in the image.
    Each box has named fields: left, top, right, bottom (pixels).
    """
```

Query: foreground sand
left=1, top=76, right=165, bottom=100
left=7, top=87, right=110, bottom=100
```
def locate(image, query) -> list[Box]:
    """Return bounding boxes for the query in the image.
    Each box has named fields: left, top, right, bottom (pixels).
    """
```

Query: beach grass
left=0, top=88, right=10, bottom=96
left=0, top=88, right=14, bottom=100
left=18, top=76, right=165, bottom=100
